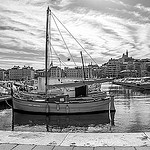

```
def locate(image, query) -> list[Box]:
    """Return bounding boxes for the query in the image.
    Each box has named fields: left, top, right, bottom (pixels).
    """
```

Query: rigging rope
left=51, top=12, right=98, bottom=65
left=48, top=10, right=52, bottom=70
left=51, top=45, right=68, bottom=67
left=51, top=14, right=77, bottom=67
left=5, top=99, right=12, bottom=108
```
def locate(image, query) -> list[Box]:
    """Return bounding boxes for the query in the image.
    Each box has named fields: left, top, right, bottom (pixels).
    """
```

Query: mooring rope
left=5, top=99, right=12, bottom=108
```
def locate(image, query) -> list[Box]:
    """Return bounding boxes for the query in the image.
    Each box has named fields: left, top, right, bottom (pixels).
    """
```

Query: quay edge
left=0, top=131, right=150, bottom=147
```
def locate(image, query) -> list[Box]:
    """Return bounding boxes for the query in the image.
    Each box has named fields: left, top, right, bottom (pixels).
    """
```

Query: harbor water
left=0, top=82, right=150, bottom=133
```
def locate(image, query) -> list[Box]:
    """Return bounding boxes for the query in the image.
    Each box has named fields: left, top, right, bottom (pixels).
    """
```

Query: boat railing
left=13, top=91, right=46, bottom=101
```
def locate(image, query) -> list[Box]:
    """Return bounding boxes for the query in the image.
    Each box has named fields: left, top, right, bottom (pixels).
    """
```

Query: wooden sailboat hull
left=12, top=96, right=115, bottom=114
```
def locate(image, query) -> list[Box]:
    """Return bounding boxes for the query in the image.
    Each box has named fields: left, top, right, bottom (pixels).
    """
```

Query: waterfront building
left=36, top=67, right=62, bottom=78
left=88, top=63, right=99, bottom=78
left=0, top=68, right=5, bottom=80
left=64, top=66, right=93, bottom=79
left=35, top=69, right=45, bottom=78
left=9, top=66, right=34, bottom=81
left=22, top=66, right=34, bottom=80
left=134, top=60, right=141, bottom=77
left=84, top=67, right=93, bottom=78
left=122, top=61, right=137, bottom=77
left=64, top=67, right=79, bottom=78
left=36, top=66, right=92, bottom=79
left=105, top=58, right=121, bottom=78
left=48, top=66, right=61, bottom=77
left=9, top=66, right=22, bottom=81
left=4, top=69, right=10, bottom=80
left=96, top=66, right=107, bottom=78
left=101, top=50, right=144, bottom=78
left=3, top=50, right=150, bottom=81
left=140, top=59, right=150, bottom=77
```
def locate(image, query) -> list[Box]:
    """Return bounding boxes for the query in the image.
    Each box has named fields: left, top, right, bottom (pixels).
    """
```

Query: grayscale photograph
left=0, top=0, right=150, bottom=149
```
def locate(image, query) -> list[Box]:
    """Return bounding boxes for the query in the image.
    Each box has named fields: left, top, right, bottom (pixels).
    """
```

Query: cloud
left=0, top=0, right=150, bottom=69
left=0, top=26, right=24, bottom=31
left=135, top=4, right=150, bottom=13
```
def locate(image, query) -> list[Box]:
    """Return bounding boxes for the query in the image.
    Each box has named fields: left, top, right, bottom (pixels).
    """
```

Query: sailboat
left=12, top=7, right=115, bottom=114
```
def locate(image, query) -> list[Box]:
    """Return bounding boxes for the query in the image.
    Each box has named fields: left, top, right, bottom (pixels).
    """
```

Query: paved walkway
left=0, top=144, right=150, bottom=150
left=0, top=131, right=150, bottom=149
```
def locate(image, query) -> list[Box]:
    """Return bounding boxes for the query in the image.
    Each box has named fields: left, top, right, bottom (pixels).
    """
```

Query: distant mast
left=45, top=6, right=51, bottom=95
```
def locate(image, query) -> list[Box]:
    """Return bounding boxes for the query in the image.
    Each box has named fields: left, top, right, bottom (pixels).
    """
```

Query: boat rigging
left=12, top=7, right=115, bottom=114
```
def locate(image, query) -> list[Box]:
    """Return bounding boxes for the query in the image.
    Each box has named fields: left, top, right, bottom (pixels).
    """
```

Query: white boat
left=113, top=77, right=150, bottom=90
left=0, top=82, right=12, bottom=102
left=137, top=77, right=150, bottom=90
left=12, top=7, right=115, bottom=114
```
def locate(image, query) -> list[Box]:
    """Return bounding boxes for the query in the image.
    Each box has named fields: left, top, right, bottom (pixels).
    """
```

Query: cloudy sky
left=0, top=0, right=150, bottom=69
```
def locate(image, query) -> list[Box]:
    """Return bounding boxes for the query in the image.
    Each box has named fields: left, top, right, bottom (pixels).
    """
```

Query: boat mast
left=45, top=6, right=51, bottom=95
left=80, top=51, right=86, bottom=80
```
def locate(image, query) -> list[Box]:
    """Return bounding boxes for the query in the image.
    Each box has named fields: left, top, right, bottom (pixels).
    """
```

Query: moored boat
left=137, top=77, right=150, bottom=90
left=12, top=84, right=115, bottom=114
left=0, top=82, right=12, bottom=102
left=12, top=7, right=115, bottom=114
left=113, top=77, right=150, bottom=90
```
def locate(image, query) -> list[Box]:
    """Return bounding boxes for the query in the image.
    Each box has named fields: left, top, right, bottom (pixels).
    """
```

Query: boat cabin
left=63, top=85, right=88, bottom=98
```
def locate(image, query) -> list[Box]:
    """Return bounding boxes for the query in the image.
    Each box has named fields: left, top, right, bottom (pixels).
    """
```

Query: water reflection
left=101, top=83, right=150, bottom=132
left=12, top=110, right=115, bottom=132
left=0, top=101, right=11, bottom=111
left=102, top=82, right=150, bottom=98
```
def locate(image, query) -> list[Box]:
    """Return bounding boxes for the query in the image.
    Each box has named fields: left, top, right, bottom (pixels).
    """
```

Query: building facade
left=22, top=66, right=34, bottom=80
left=9, top=66, right=34, bottom=81
left=100, top=50, right=150, bottom=78
left=0, top=69, right=5, bottom=80
left=2, top=50, right=150, bottom=81
left=36, top=67, right=62, bottom=78
left=64, top=66, right=93, bottom=79
left=48, top=66, right=61, bottom=78
left=105, top=58, right=121, bottom=78
left=140, top=59, right=150, bottom=77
